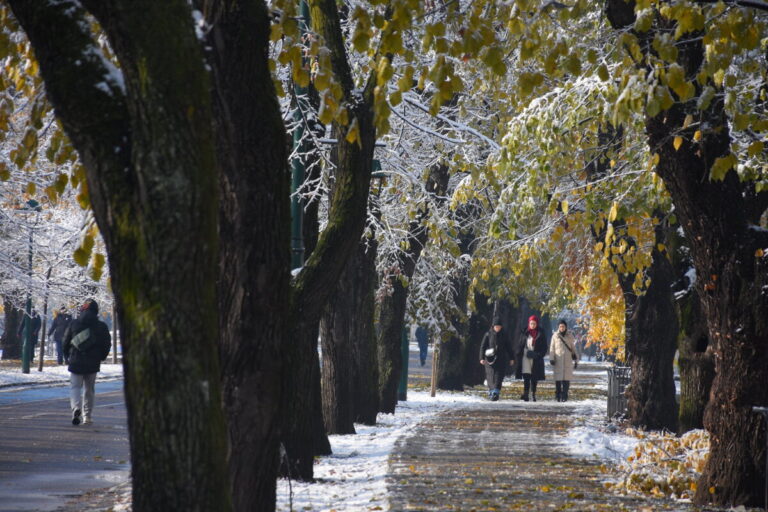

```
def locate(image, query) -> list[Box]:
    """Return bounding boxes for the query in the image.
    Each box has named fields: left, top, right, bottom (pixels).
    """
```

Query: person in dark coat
left=415, top=326, right=429, bottom=366
left=49, top=306, right=73, bottom=365
left=479, top=317, right=515, bottom=401
left=515, top=315, right=548, bottom=401
left=63, top=299, right=111, bottom=426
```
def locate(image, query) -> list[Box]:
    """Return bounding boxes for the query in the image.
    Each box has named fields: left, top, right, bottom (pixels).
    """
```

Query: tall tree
left=6, top=2, right=231, bottom=511
left=605, top=1, right=768, bottom=506
left=378, top=164, right=449, bottom=411
left=196, top=1, right=290, bottom=509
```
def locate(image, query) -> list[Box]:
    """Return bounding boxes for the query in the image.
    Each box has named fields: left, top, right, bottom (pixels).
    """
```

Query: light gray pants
left=70, top=373, right=97, bottom=418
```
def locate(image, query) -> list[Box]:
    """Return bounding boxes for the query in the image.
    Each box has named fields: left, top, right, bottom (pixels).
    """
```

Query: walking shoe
left=490, top=389, right=500, bottom=401
left=520, top=394, right=529, bottom=402
left=83, top=416, right=92, bottom=425
left=531, top=394, right=537, bottom=402
left=72, top=409, right=82, bottom=426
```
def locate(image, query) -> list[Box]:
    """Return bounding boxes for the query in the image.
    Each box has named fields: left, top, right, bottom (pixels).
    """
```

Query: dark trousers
left=55, top=338, right=64, bottom=364
left=522, top=373, right=538, bottom=398
left=555, top=381, right=571, bottom=401
left=418, top=342, right=428, bottom=365
left=485, top=363, right=505, bottom=391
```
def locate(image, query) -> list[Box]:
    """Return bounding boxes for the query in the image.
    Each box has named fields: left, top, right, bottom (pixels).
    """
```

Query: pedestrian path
left=387, top=368, right=699, bottom=512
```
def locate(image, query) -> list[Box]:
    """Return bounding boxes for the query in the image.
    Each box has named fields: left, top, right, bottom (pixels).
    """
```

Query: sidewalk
left=387, top=368, right=704, bottom=512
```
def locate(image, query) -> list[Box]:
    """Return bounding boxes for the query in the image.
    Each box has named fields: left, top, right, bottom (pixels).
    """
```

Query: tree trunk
left=277, top=0, right=380, bottom=479
left=10, top=3, right=232, bottom=510
left=464, top=292, right=493, bottom=386
left=676, top=275, right=715, bottom=433
left=436, top=231, right=474, bottom=391
left=1, top=297, right=21, bottom=359
left=351, top=241, right=379, bottom=425
left=378, top=164, right=450, bottom=412
left=618, top=222, right=679, bottom=432
left=198, top=2, right=291, bottom=510
left=321, top=235, right=380, bottom=432
left=320, top=284, right=356, bottom=434
left=606, top=3, right=768, bottom=505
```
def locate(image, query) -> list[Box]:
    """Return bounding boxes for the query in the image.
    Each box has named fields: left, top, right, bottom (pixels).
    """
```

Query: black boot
left=521, top=375, right=530, bottom=401
left=555, top=381, right=562, bottom=402
left=531, top=379, right=538, bottom=402
left=563, top=381, right=570, bottom=402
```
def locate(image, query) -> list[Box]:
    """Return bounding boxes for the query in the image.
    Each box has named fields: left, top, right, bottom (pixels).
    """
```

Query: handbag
left=558, top=334, right=578, bottom=367
left=526, top=349, right=536, bottom=359
left=485, top=347, right=496, bottom=358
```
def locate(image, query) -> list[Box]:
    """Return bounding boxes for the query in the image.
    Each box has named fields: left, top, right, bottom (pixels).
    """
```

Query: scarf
left=527, top=315, right=540, bottom=339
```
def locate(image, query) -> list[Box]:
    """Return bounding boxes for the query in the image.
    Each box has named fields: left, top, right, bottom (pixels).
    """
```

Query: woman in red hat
left=514, top=315, right=548, bottom=401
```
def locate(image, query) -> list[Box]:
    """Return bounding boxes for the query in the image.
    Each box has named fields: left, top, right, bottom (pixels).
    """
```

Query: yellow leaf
left=756, top=248, right=764, bottom=258
left=708, top=486, right=716, bottom=494
left=608, top=202, right=618, bottom=222
left=345, top=118, right=361, bottom=147
left=561, top=200, right=569, bottom=215
left=682, top=114, right=693, bottom=129
left=673, top=136, right=683, bottom=151
left=693, top=130, right=702, bottom=141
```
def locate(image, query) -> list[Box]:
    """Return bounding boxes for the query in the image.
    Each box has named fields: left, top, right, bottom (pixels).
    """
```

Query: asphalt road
left=0, top=380, right=129, bottom=512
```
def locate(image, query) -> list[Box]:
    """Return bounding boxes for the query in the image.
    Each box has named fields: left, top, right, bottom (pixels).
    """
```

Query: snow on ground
left=275, top=390, right=486, bottom=512
left=563, top=397, right=641, bottom=462
left=0, top=363, right=123, bottom=388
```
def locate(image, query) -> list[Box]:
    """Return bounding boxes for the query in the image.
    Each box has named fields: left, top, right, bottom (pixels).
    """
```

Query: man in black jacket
left=63, top=299, right=111, bottom=426
left=479, top=317, right=515, bottom=401
left=49, top=306, right=73, bottom=365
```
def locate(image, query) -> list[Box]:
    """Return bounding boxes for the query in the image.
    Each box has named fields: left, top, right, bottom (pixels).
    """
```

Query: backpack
left=71, top=328, right=95, bottom=352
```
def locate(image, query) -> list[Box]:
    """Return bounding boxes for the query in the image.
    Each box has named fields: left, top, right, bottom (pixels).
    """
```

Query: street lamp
left=18, top=199, right=41, bottom=374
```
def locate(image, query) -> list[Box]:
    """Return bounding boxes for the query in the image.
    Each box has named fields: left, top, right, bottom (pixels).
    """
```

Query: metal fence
left=607, top=366, right=631, bottom=419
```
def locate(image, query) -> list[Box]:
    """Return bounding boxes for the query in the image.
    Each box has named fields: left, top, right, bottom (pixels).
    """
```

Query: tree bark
left=436, top=229, right=475, bottom=391
left=281, top=0, right=379, bottom=479
left=197, top=1, right=290, bottom=510
left=671, top=233, right=715, bottom=434
left=464, top=292, right=493, bottom=386
left=9, top=2, right=232, bottom=511
left=320, top=239, right=379, bottom=433
left=0, top=297, right=21, bottom=359
left=618, top=221, right=679, bottom=432
left=351, top=239, right=380, bottom=424
left=437, top=276, right=468, bottom=391
left=606, top=2, right=768, bottom=505
left=378, top=164, right=450, bottom=411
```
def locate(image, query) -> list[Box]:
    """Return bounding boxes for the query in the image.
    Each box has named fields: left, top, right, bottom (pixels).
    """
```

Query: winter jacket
left=63, top=310, right=111, bottom=375
left=515, top=327, right=548, bottom=381
left=17, top=313, right=42, bottom=342
left=50, top=312, right=73, bottom=342
left=549, top=331, right=577, bottom=381
left=480, top=328, right=514, bottom=367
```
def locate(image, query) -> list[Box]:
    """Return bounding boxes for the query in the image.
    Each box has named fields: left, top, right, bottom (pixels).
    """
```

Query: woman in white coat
left=549, top=319, right=578, bottom=402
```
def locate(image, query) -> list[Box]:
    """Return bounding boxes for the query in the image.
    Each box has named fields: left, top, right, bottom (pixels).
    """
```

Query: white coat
left=549, top=331, right=577, bottom=381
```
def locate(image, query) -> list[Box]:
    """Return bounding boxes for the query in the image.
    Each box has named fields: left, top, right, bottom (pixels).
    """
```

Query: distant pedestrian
left=415, top=326, right=429, bottom=366
left=550, top=319, right=578, bottom=402
left=63, top=299, right=111, bottom=426
left=49, top=306, right=73, bottom=365
left=479, top=317, right=514, bottom=401
left=515, top=315, right=548, bottom=402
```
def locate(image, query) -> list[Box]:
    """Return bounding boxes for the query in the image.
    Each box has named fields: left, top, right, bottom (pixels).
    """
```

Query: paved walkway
left=387, top=366, right=703, bottom=512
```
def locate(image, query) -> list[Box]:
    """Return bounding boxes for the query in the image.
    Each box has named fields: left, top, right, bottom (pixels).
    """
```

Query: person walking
left=515, top=315, right=547, bottom=402
left=49, top=306, right=73, bottom=365
left=415, top=325, right=429, bottom=366
left=550, top=319, right=578, bottom=402
left=479, top=317, right=514, bottom=401
left=62, top=299, right=111, bottom=426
